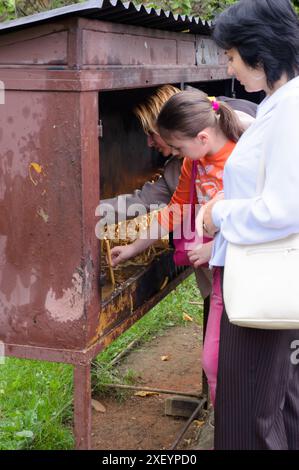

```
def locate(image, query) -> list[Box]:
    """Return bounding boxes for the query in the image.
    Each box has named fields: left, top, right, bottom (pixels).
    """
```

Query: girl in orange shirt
left=111, top=90, right=243, bottom=405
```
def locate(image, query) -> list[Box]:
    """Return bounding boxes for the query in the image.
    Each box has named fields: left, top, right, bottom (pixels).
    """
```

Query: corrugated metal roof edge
left=0, top=0, right=212, bottom=35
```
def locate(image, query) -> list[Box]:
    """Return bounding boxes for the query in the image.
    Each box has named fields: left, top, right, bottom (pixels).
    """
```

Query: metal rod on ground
left=99, top=383, right=201, bottom=399
left=109, top=338, right=140, bottom=366
left=170, top=397, right=207, bottom=450
left=109, top=328, right=151, bottom=366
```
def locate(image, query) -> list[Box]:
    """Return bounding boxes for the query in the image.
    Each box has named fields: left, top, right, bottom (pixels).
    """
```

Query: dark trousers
left=215, top=268, right=299, bottom=450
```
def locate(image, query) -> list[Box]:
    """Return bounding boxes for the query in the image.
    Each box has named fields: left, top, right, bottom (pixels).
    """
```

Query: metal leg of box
left=74, top=362, right=92, bottom=450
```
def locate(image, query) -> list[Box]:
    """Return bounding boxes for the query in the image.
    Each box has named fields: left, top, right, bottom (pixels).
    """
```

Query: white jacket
left=211, top=75, right=299, bottom=266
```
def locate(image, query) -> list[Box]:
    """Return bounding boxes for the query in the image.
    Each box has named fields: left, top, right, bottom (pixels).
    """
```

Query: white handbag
left=223, top=152, right=299, bottom=329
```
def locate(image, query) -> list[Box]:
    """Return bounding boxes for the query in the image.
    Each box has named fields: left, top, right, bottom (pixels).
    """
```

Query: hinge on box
left=98, top=120, right=103, bottom=138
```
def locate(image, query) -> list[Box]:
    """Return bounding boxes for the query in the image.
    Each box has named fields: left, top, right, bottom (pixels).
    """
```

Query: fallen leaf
left=161, top=355, right=169, bottom=361
left=91, top=399, right=106, bottom=413
left=183, top=313, right=193, bottom=322
left=134, top=391, right=159, bottom=397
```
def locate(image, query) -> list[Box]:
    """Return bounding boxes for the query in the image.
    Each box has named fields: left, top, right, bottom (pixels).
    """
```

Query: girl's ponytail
left=217, top=101, right=243, bottom=142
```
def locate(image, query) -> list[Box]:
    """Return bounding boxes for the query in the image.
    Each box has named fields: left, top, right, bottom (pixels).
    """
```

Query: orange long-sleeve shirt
left=158, top=140, right=236, bottom=232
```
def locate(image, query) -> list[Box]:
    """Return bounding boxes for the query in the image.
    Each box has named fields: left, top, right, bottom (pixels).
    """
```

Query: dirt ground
left=91, top=323, right=211, bottom=450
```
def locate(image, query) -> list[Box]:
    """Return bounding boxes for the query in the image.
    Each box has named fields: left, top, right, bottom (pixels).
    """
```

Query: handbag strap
left=189, top=161, right=197, bottom=231
left=189, top=161, right=197, bottom=203
left=256, top=148, right=266, bottom=196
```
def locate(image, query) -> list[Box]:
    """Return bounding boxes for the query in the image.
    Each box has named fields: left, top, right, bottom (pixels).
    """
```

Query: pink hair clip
left=212, top=100, right=220, bottom=112
left=208, top=96, right=220, bottom=112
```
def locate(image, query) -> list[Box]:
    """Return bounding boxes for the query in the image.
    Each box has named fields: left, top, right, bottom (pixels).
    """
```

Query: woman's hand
left=188, top=241, right=213, bottom=268
left=109, top=243, right=138, bottom=267
left=202, top=192, right=224, bottom=236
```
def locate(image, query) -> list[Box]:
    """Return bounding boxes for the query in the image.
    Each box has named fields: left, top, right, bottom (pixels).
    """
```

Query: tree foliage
left=0, top=0, right=298, bottom=22
left=0, top=0, right=84, bottom=21
left=137, top=0, right=299, bottom=18
left=135, top=0, right=237, bottom=18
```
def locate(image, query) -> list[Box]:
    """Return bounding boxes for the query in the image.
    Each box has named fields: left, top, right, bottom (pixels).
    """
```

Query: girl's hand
left=188, top=241, right=213, bottom=268
left=109, top=243, right=138, bottom=267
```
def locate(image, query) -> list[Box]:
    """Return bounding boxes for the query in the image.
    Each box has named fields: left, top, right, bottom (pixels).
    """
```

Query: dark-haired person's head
left=213, top=0, right=299, bottom=91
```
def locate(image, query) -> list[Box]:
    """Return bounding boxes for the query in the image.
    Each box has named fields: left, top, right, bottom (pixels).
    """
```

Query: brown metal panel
left=0, top=21, right=67, bottom=47
left=0, top=31, right=68, bottom=66
left=82, top=29, right=178, bottom=66
left=79, top=17, right=198, bottom=67
left=0, top=89, right=90, bottom=349
left=178, top=40, right=196, bottom=66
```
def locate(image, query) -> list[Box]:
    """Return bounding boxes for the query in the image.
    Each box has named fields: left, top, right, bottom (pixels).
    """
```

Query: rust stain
left=87, top=283, right=137, bottom=348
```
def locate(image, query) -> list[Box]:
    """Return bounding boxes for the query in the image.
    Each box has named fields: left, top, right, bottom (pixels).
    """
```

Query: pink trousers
left=201, top=267, right=223, bottom=406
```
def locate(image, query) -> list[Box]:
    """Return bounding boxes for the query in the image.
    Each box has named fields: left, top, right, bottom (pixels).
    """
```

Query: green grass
left=0, top=274, right=203, bottom=450
left=0, top=360, right=74, bottom=450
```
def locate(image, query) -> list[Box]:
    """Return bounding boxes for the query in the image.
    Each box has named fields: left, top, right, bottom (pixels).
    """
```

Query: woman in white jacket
left=202, top=0, right=299, bottom=450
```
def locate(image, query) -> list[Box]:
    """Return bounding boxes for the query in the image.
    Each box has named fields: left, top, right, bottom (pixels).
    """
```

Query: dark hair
left=213, top=0, right=299, bottom=88
left=157, top=90, right=243, bottom=143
